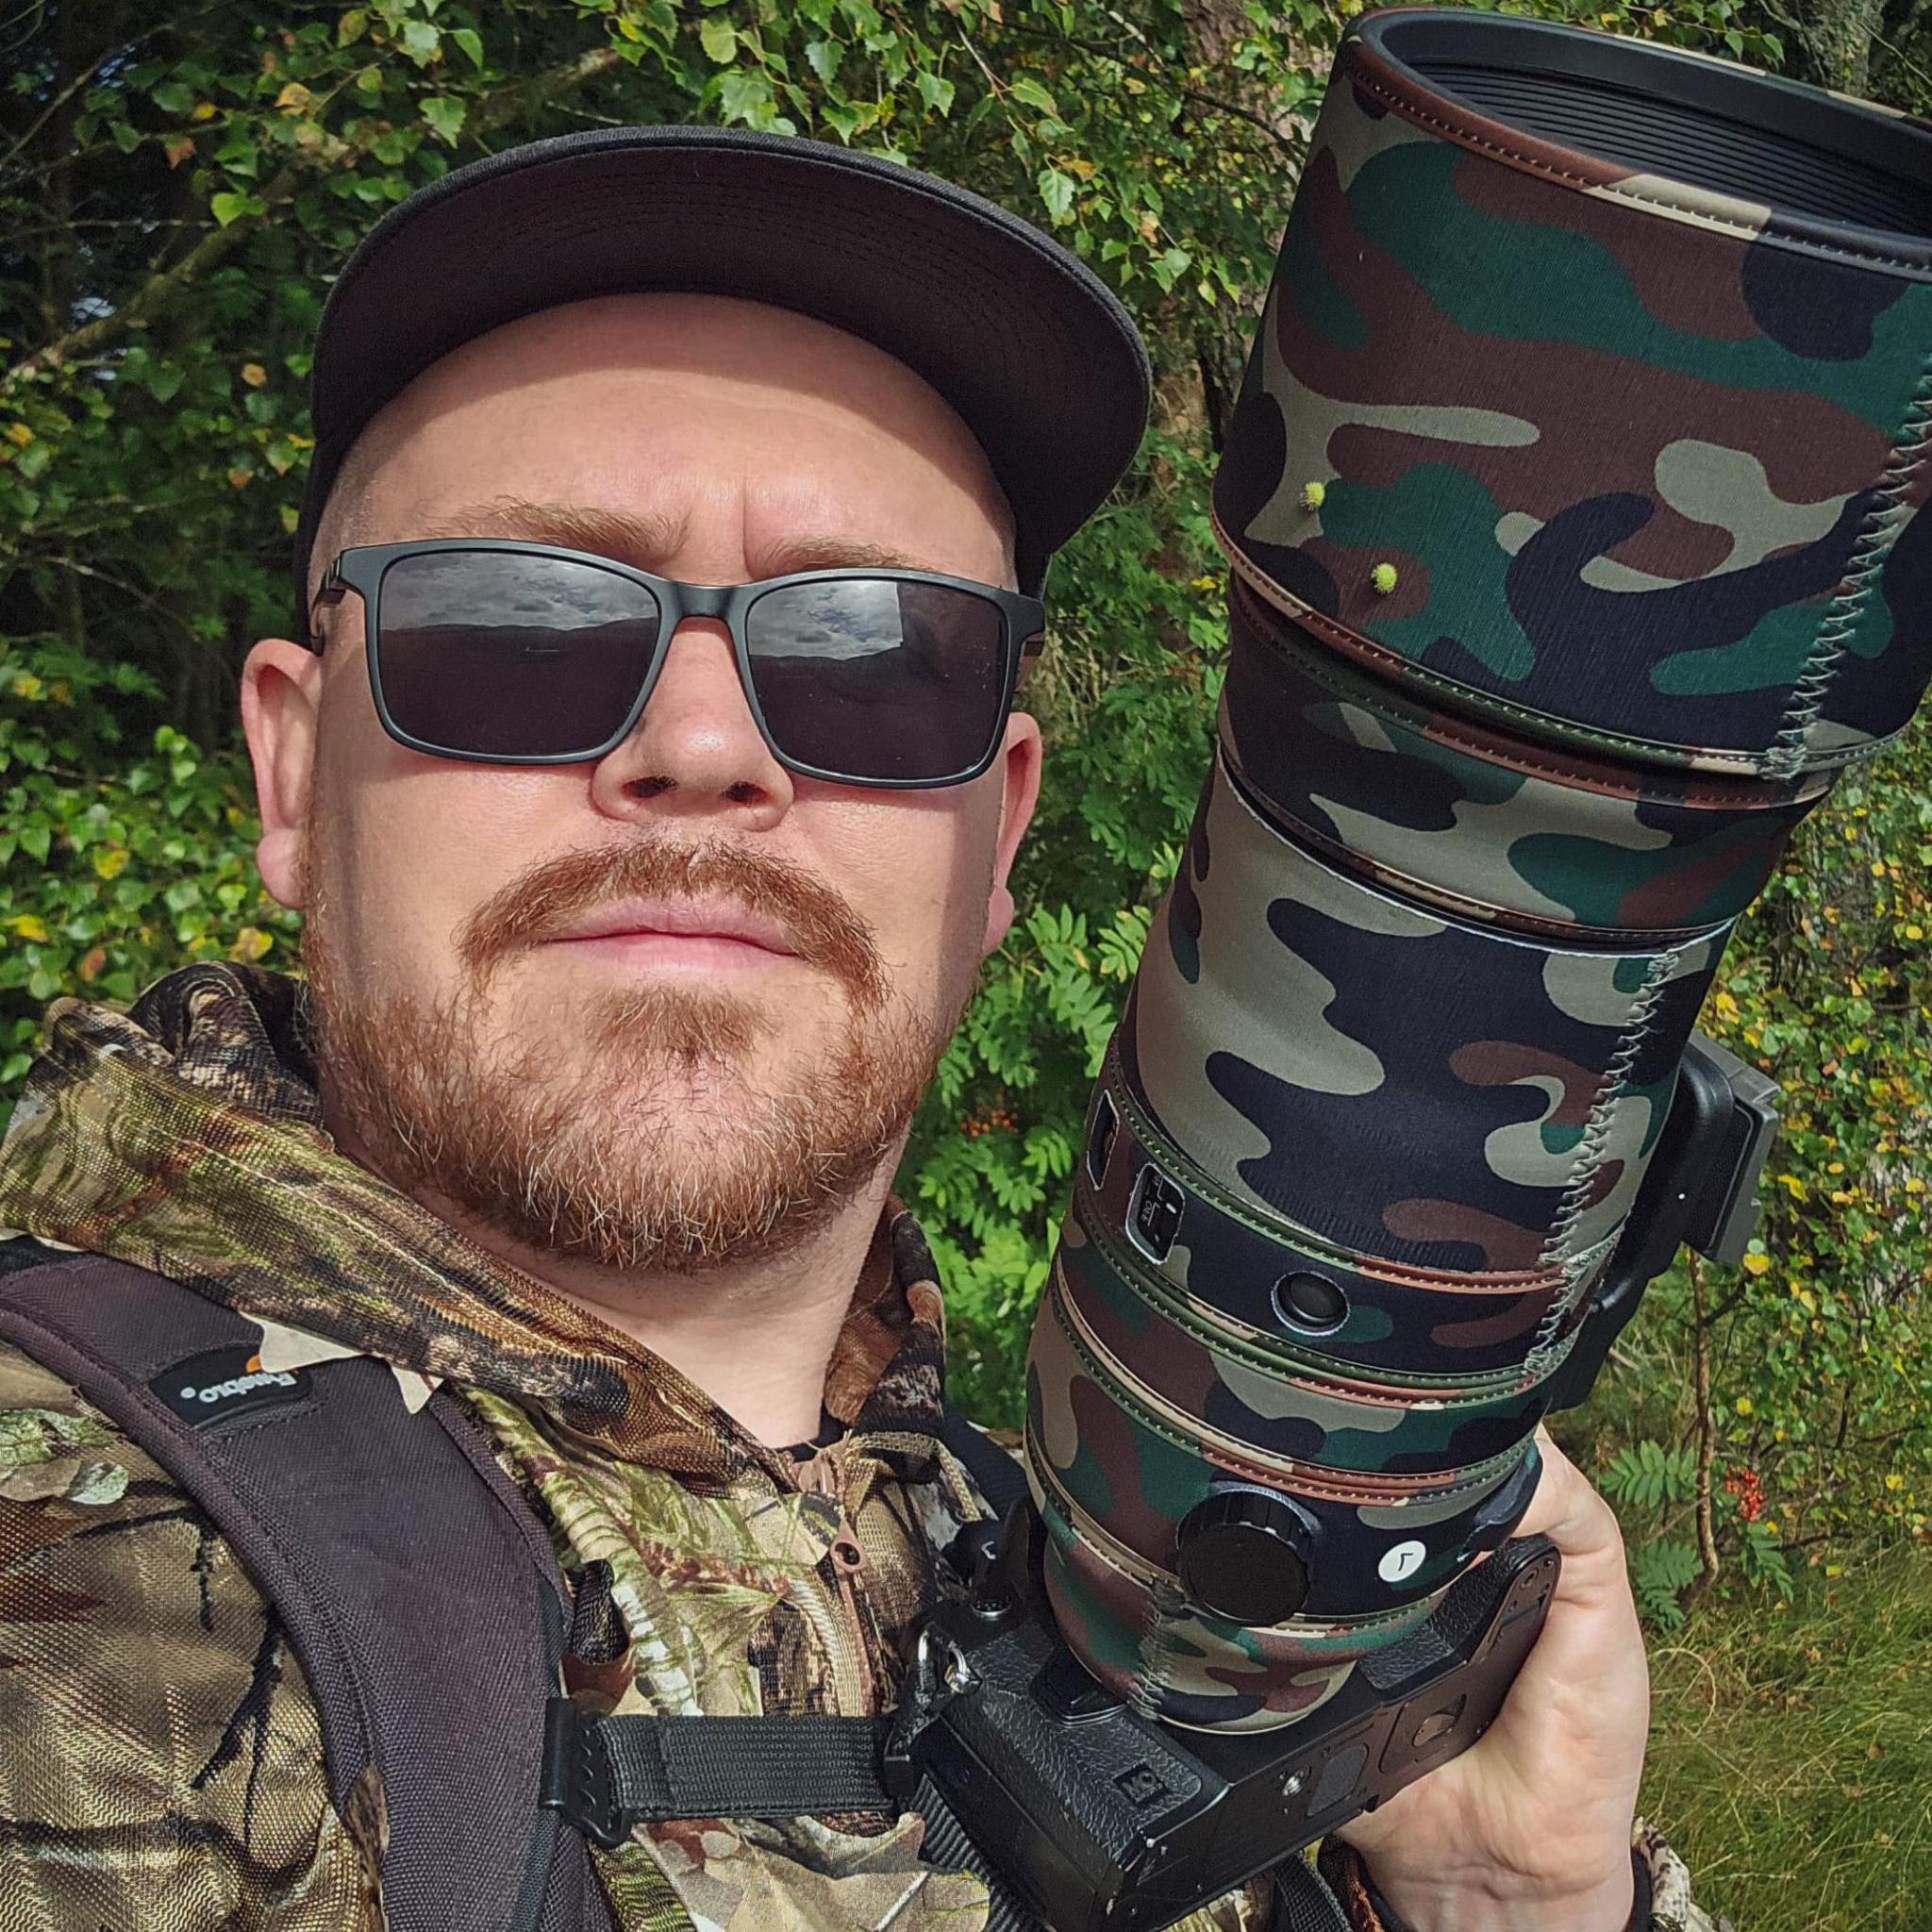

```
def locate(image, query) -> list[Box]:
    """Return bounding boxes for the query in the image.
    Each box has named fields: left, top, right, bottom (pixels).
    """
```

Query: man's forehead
left=398, top=492, right=958, bottom=582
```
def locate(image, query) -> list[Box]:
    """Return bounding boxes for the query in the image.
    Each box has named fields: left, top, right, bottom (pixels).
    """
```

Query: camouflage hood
left=0, top=961, right=948, bottom=1482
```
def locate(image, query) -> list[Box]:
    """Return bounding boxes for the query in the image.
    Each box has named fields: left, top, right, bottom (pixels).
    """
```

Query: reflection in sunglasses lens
left=745, top=579, right=1004, bottom=781
left=378, top=551, right=660, bottom=758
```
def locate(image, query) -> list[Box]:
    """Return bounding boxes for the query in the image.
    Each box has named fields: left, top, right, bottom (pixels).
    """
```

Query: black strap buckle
left=541, top=1698, right=631, bottom=1849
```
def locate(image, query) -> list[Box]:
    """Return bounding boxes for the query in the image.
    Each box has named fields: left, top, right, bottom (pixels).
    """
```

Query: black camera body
left=895, top=1504, right=1559, bottom=1932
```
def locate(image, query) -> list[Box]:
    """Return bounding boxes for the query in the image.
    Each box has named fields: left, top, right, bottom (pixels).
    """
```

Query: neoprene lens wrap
left=1024, top=8, right=1932, bottom=1731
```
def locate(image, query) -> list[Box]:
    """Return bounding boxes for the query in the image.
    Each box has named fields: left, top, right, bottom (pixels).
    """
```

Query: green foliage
left=0, top=639, right=299, bottom=1081
left=1600, top=1440, right=1698, bottom=1515
left=1629, top=1539, right=1704, bottom=1632
left=1641, top=1543, right=1932, bottom=1931
left=905, top=434, right=1226, bottom=1421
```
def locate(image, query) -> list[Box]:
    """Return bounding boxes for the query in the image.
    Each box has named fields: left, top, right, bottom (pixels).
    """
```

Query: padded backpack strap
left=0, top=1241, right=610, bottom=1932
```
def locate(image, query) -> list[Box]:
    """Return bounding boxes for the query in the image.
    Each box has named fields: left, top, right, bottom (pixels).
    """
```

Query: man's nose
left=587, top=617, right=794, bottom=824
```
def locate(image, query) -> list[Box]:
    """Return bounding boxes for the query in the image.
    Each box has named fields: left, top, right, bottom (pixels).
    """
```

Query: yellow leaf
left=1824, top=1564, right=1843, bottom=1577
left=92, top=845, right=129, bottom=881
left=1734, top=1395, right=1753, bottom=1415
left=9, top=673, right=42, bottom=699
left=229, top=925, right=274, bottom=962
left=275, top=81, right=311, bottom=112
left=1907, top=924, right=1924, bottom=941
left=1741, top=1252, right=1772, bottom=1275
left=5, top=422, right=33, bottom=447
left=191, top=101, right=217, bottom=121
left=8, top=915, right=49, bottom=942
left=242, top=362, right=268, bottom=387
left=1887, top=1474, right=1905, bottom=1491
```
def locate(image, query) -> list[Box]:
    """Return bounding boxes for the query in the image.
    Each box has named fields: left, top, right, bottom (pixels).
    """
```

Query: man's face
left=242, top=291, right=1039, bottom=1274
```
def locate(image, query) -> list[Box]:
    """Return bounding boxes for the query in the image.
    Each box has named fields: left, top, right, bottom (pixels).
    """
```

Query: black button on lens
left=1273, top=1271, right=1348, bottom=1335
left=1175, top=1490, right=1314, bottom=1624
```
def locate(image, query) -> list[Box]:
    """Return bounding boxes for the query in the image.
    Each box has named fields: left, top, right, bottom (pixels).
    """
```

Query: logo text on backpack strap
left=151, top=1343, right=314, bottom=1427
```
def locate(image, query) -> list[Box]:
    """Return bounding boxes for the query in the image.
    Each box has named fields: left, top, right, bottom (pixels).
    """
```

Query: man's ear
left=982, top=709, right=1043, bottom=957
left=240, top=637, right=325, bottom=909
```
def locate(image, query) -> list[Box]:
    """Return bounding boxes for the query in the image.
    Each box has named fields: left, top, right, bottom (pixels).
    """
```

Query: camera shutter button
left=1175, top=1491, right=1314, bottom=1624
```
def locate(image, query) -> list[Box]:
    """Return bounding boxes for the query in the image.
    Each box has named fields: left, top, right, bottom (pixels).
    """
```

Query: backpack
left=0, top=1241, right=1352, bottom=1932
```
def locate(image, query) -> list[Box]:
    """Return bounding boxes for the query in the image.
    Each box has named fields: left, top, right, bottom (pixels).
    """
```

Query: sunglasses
left=309, top=540, right=1046, bottom=789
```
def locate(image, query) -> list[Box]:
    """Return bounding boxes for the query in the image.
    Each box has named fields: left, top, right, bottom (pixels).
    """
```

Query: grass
left=1636, top=1541, right=1931, bottom=1930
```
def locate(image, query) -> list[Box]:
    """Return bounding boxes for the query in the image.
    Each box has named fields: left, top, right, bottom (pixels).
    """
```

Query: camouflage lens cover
left=1025, top=1285, right=1541, bottom=1726
left=1129, top=749, right=1724, bottom=1273
left=1055, top=1200, right=1562, bottom=1477
left=1026, top=12, right=1932, bottom=1731
left=1087, top=1051, right=1610, bottom=1383
left=1212, top=18, right=1932, bottom=778
left=1222, top=580, right=1830, bottom=940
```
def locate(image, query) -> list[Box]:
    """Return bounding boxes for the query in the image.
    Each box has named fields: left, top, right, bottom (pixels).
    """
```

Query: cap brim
left=293, top=124, right=1150, bottom=628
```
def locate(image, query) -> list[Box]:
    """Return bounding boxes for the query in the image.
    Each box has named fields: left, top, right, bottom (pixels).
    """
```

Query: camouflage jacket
left=0, top=963, right=1725, bottom=1932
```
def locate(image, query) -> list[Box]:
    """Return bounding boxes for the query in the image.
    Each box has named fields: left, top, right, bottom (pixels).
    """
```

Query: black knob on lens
left=1273, top=1271, right=1348, bottom=1335
left=1175, top=1491, right=1314, bottom=1624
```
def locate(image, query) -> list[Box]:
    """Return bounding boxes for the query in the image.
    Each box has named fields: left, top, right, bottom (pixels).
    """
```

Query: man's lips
left=545, top=898, right=800, bottom=957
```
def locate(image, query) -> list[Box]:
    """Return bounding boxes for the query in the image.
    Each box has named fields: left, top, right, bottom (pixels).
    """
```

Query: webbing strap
left=1274, top=1857, right=1356, bottom=1932
left=936, top=1406, right=1030, bottom=1518
left=543, top=1700, right=893, bottom=1847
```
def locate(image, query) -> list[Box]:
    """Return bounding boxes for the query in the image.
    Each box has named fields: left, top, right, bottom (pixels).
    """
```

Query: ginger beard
left=299, top=808, right=966, bottom=1275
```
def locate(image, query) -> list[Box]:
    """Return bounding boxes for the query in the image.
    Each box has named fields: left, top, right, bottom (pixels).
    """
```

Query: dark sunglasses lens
left=375, top=552, right=659, bottom=758
left=742, top=579, right=1008, bottom=781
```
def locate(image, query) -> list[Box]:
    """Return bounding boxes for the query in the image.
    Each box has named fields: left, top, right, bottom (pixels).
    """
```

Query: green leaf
left=1038, top=164, right=1075, bottom=224
left=337, top=8, right=369, bottom=45
left=804, top=39, right=840, bottom=86
left=150, top=79, right=195, bottom=114
left=1008, top=75, right=1058, bottom=118
left=400, top=19, right=441, bottom=65
left=915, top=70, right=955, bottom=116
left=208, top=191, right=253, bottom=227
left=700, top=17, right=739, bottom=63
left=451, top=25, right=484, bottom=68
left=422, top=96, right=466, bottom=143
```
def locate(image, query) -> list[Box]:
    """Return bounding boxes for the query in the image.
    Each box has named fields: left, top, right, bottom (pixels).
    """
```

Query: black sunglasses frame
left=308, top=538, right=1047, bottom=791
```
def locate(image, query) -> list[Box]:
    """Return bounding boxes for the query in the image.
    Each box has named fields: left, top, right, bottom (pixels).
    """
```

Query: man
left=0, top=127, right=1723, bottom=1931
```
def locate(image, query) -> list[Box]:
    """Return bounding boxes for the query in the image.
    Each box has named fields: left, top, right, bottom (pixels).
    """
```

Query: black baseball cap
left=291, top=124, right=1153, bottom=639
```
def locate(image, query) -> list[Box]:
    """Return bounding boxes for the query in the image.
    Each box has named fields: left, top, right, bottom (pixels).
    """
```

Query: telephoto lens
left=1025, top=6, right=1932, bottom=1734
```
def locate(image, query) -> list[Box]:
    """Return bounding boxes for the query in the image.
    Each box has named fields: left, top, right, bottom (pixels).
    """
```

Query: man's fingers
left=1512, top=1428, right=1624, bottom=1566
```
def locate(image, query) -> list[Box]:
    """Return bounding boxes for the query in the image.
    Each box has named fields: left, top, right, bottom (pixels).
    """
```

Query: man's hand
left=1333, top=1429, right=1648, bottom=1932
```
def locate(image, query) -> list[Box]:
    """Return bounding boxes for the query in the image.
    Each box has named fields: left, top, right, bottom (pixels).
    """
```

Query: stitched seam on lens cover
left=1047, top=1280, right=1525, bottom=1505
left=1075, top=1188, right=1564, bottom=1410
left=1105, top=1043, right=1564, bottom=1295
left=1229, top=577, right=1824, bottom=810
left=1216, top=524, right=1883, bottom=776
left=1537, top=946, right=1681, bottom=1279
left=1025, top=1429, right=1435, bottom=1635
left=1765, top=351, right=1932, bottom=779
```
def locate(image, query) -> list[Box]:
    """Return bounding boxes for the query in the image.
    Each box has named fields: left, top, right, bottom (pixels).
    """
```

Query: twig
left=4, top=42, right=625, bottom=391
